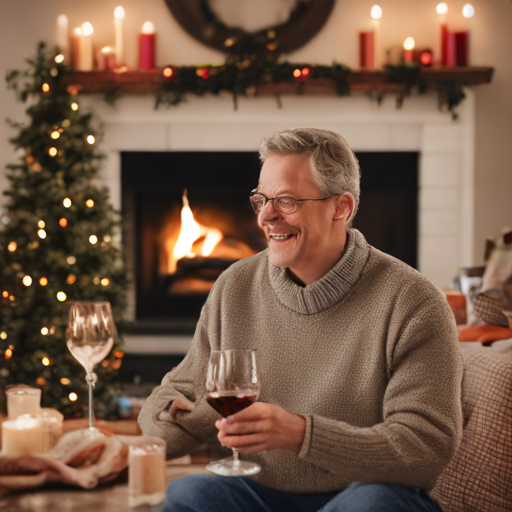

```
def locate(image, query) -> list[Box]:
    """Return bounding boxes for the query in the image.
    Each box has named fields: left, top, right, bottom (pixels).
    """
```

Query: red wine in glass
left=207, top=392, right=258, bottom=417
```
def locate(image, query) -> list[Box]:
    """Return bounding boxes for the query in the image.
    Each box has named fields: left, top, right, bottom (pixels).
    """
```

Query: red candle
left=446, top=31, right=457, bottom=66
left=97, top=46, right=116, bottom=71
left=139, top=21, right=155, bottom=70
left=403, top=37, right=415, bottom=63
left=359, top=31, right=374, bottom=68
left=455, top=31, right=468, bottom=66
left=437, top=3, right=449, bottom=65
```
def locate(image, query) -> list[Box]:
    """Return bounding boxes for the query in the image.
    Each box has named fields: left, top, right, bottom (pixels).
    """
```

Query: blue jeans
left=163, top=474, right=443, bottom=512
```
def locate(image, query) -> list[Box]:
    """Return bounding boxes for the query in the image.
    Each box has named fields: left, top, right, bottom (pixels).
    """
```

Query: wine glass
left=206, top=349, right=261, bottom=476
left=66, top=301, right=116, bottom=431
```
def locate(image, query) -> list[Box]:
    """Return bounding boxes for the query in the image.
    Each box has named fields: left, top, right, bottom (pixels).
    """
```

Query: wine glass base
left=206, top=457, right=261, bottom=477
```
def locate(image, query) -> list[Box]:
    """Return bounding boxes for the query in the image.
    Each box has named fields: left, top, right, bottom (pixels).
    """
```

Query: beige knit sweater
left=139, top=229, right=463, bottom=493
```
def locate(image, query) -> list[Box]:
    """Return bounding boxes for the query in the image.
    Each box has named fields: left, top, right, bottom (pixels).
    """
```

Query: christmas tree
left=0, top=43, right=126, bottom=418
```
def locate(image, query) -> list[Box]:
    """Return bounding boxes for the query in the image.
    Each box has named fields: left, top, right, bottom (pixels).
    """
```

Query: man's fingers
left=169, top=396, right=194, bottom=419
left=218, top=432, right=264, bottom=448
left=216, top=418, right=268, bottom=435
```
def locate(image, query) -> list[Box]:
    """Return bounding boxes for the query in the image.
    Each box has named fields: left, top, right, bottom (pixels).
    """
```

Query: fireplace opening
left=122, top=151, right=417, bottom=334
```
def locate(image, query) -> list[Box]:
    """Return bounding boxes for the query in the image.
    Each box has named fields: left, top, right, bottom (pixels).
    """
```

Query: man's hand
left=168, top=396, right=194, bottom=419
left=215, top=402, right=306, bottom=454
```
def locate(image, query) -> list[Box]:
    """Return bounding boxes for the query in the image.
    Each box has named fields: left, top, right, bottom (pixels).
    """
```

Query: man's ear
left=333, top=193, right=355, bottom=221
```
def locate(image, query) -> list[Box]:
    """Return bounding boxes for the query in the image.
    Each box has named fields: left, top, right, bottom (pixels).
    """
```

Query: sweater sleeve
left=138, top=304, right=220, bottom=459
left=298, top=288, right=464, bottom=489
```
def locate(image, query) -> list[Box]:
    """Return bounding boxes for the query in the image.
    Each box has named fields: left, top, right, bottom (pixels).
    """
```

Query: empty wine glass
left=206, top=349, right=261, bottom=476
left=66, top=301, right=116, bottom=431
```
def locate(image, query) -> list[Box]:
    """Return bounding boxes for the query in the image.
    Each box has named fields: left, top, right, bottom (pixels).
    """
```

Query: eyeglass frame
left=250, top=189, right=335, bottom=214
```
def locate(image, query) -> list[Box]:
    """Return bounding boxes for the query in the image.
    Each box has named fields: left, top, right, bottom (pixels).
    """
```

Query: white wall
left=1, top=0, right=511, bottom=265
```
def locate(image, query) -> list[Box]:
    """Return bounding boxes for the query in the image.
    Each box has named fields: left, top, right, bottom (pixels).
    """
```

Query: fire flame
left=166, top=190, right=224, bottom=273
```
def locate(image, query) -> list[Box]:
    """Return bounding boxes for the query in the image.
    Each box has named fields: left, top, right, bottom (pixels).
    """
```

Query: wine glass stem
left=232, top=448, right=241, bottom=467
left=87, top=374, right=94, bottom=429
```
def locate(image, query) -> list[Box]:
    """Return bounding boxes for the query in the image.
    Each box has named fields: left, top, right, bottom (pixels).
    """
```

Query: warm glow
left=115, top=351, right=124, bottom=358
left=67, top=274, right=76, bottom=284
left=167, top=190, right=224, bottom=273
left=68, top=392, right=78, bottom=401
left=0, top=332, right=7, bottom=340
left=82, top=22, right=93, bottom=36
left=67, top=256, right=76, bottom=265
left=104, top=235, right=111, bottom=243
left=141, top=21, right=155, bottom=34
left=71, top=102, right=79, bottom=111
left=9, top=296, right=15, bottom=302
left=38, top=220, right=45, bottom=228
left=293, top=69, right=301, bottom=78
left=42, top=83, right=50, bottom=93
left=5, top=348, right=13, bottom=359
left=463, top=4, right=475, bottom=18
left=39, top=277, right=48, bottom=286
left=51, top=130, right=60, bottom=139
left=22, top=275, right=32, bottom=287
left=55, top=54, right=65, bottom=64
left=7, top=241, right=17, bottom=252
left=114, top=6, right=125, bottom=20
left=2, top=291, right=8, bottom=298
left=36, top=377, right=47, bottom=386
left=403, top=37, right=415, bottom=51
left=86, top=135, right=95, bottom=144
left=61, top=378, right=70, bottom=385
left=302, top=68, right=310, bottom=76
left=437, top=3, right=448, bottom=14
left=63, top=198, right=72, bottom=208
left=38, top=229, right=47, bottom=239
left=56, top=291, right=67, bottom=302
left=371, top=5, right=382, bottom=20
left=163, top=67, right=173, bottom=78
left=420, top=51, right=433, bottom=65
left=89, top=235, right=98, bottom=244
left=101, top=278, right=110, bottom=286
left=59, top=218, right=68, bottom=227
left=41, top=327, right=49, bottom=335
left=86, top=199, right=94, bottom=208
left=48, top=147, right=57, bottom=157
left=42, top=357, right=50, bottom=366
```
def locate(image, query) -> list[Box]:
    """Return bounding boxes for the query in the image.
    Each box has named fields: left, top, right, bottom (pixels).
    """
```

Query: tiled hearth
left=81, top=89, right=475, bottom=354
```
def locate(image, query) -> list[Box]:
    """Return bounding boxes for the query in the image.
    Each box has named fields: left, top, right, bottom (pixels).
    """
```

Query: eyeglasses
left=250, top=190, right=334, bottom=214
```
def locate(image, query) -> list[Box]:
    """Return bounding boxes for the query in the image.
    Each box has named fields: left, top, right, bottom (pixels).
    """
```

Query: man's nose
left=258, top=199, right=280, bottom=224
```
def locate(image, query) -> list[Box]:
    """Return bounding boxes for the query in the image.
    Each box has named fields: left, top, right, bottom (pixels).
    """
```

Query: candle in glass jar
left=2, top=415, right=44, bottom=456
left=114, top=6, right=125, bottom=66
left=6, top=385, right=41, bottom=419
left=139, top=21, right=156, bottom=70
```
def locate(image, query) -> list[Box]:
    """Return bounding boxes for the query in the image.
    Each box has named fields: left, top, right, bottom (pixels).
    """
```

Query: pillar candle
left=370, top=5, right=382, bottom=68
left=71, top=27, right=83, bottom=70
left=98, top=46, right=116, bottom=71
left=455, top=31, right=469, bottom=66
left=139, top=22, right=156, bottom=70
left=359, top=31, right=374, bottom=68
left=114, top=6, right=125, bottom=66
left=2, top=416, right=44, bottom=456
left=403, top=37, right=415, bottom=63
left=437, top=3, right=449, bottom=65
left=56, top=14, right=69, bottom=63
left=6, top=385, right=41, bottom=419
left=80, top=22, right=94, bottom=71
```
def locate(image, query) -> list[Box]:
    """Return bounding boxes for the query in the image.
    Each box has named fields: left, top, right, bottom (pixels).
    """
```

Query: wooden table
left=0, top=463, right=209, bottom=512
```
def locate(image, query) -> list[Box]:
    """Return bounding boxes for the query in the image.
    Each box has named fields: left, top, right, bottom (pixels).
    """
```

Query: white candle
left=80, top=22, right=94, bottom=71
left=71, top=27, right=82, bottom=70
left=2, top=415, right=44, bottom=456
left=6, top=385, right=41, bottom=419
left=114, top=6, right=125, bottom=66
left=371, top=5, right=382, bottom=68
left=56, top=14, right=69, bottom=63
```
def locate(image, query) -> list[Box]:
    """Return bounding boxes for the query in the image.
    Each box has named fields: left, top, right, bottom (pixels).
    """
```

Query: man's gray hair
left=259, top=127, right=361, bottom=226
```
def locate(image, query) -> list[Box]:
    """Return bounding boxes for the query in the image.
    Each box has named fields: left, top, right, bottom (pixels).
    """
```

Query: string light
left=39, top=277, right=48, bottom=286
left=51, top=130, right=60, bottom=139
left=38, top=229, right=47, bottom=239
left=62, top=119, right=70, bottom=127
left=163, top=67, right=173, bottom=78
left=48, top=147, right=57, bottom=157
left=9, top=295, right=15, bottom=302
left=66, top=256, right=76, bottom=265
left=67, top=274, right=76, bottom=284
left=38, top=220, right=45, bottom=228
left=0, top=332, right=7, bottom=340
left=69, top=392, right=78, bottom=401
left=42, top=357, right=50, bottom=366
left=7, top=241, right=17, bottom=252
left=71, top=102, right=79, bottom=111
left=60, top=378, right=70, bottom=385
left=55, top=54, right=65, bottom=64
left=93, top=276, right=100, bottom=285
left=101, top=278, right=110, bottom=286
left=56, top=291, right=67, bottom=302
left=301, top=68, right=310, bottom=77
left=42, top=83, right=50, bottom=93
left=293, top=69, right=301, bottom=78
left=115, top=351, right=124, bottom=358
left=59, top=218, right=68, bottom=227
left=86, top=199, right=94, bottom=208
left=5, top=348, right=13, bottom=359
left=89, top=235, right=98, bottom=244
left=22, top=275, right=32, bottom=286
left=86, top=135, right=95, bottom=144
left=104, top=235, right=111, bottom=243
left=41, top=327, right=49, bottom=335
left=26, top=156, right=34, bottom=164
left=36, top=377, right=47, bottom=386
left=403, top=37, right=415, bottom=51
left=63, top=197, right=72, bottom=208
left=50, top=326, right=56, bottom=335
left=2, top=291, right=8, bottom=298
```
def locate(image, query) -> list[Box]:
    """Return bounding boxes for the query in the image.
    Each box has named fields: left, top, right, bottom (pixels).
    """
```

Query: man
left=139, top=128, right=463, bottom=512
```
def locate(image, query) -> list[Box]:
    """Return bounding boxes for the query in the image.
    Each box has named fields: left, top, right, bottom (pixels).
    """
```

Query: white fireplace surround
left=81, top=89, right=475, bottom=354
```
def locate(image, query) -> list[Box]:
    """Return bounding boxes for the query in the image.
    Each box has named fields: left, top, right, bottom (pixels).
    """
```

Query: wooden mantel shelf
left=63, top=66, right=494, bottom=96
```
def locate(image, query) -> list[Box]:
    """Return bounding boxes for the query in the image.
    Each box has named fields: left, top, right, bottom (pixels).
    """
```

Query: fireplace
left=121, top=150, right=418, bottom=334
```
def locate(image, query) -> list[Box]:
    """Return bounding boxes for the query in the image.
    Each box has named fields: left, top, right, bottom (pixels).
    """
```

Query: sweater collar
left=268, top=229, right=370, bottom=314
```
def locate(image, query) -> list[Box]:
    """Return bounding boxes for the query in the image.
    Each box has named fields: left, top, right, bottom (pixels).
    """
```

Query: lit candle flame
left=403, top=37, right=415, bottom=51
left=437, top=3, right=448, bottom=15
left=114, top=6, right=125, bottom=20
left=371, top=5, right=382, bottom=20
